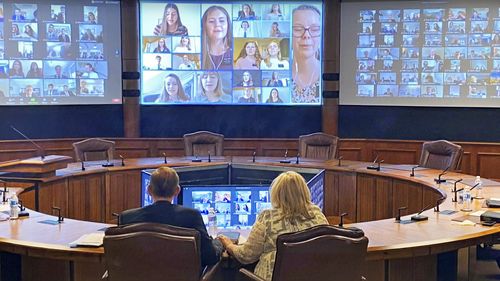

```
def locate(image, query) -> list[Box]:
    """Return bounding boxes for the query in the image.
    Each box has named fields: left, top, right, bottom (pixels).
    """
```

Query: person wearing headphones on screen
left=153, top=3, right=188, bottom=36
left=155, top=73, right=189, bottom=103
left=291, top=5, right=321, bottom=103
left=201, top=6, right=232, bottom=70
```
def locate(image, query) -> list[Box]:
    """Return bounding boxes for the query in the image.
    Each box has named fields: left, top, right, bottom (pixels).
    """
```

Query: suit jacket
left=120, top=201, right=220, bottom=267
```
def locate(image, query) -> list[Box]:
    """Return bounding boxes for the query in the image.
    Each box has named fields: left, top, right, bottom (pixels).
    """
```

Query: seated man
left=120, top=167, right=223, bottom=268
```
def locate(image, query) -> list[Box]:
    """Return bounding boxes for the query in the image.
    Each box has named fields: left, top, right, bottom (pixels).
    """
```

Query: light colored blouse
left=230, top=205, right=328, bottom=281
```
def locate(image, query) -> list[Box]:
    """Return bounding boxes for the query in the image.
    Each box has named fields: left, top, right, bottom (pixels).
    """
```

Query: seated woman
left=218, top=171, right=328, bottom=281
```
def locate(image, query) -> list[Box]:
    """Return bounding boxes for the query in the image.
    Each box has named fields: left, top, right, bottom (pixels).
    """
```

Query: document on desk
left=69, top=232, right=104, bottom=248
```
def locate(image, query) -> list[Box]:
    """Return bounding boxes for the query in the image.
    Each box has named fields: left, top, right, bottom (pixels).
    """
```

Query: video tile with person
left=46, top=42, right=71, bottom=59
left=11, top=3, right=38, bottom=22
left=79, top=79, right=104, bottom=96
left=49, top=5, right=66, bottom=23
left=78, top=43, right=104, bottom=60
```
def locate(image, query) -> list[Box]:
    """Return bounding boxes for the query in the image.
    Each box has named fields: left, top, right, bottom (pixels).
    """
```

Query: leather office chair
left=73, top=138, right=115, bottom=161
left=298, top=132, right=339, bottom=160
left=183, top=131, right=224, bottom=156
left=419, top=140, right=463, bottom=171
left=239, top=225, right=369, bottom=281
left=103, top=222, right=220, bottom=281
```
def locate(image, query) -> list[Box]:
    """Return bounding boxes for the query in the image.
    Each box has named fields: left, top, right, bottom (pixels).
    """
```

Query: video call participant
left=9, top=60, right=24, bottom=78
left=218, top=171, right=328, bottom=281
left=267, top=71, right=283, bottom=87
left=238, top=71, right=254, bottom=86
left=153, top=38, right=170, bottom=53
left=26, top=62, right=42, bottom=78
left=61, top=85, right=75, bottom=96
left=265, top=88, right=283, bottom=103
left=22, top=85, right=37, bottom=98
left=81, top=63, right=99, bottom=78
left=264, top=4, right=284, bottom=20
left=235, top=21, right=255, bottom=38
left=87, top=12, right=97, bottom=24
left=238, top=87, right=256, bottom=103
left=237, top=4, right=256, bottom=20
left=197, top=71, right=231, bottom=103
left=155, top=73, right=189, bottom=103
left=260, top=41, right=289, bottom=70
left=291, top=5, right=321, bottom=103
left=234, top=41, right=261, bottom=70
left=174, top=35, right=192, bottom=52
left=53, top=65, right=67, bottom=78
left=120, top=167, right=223, bottom=268
left=153, top=3, right=188, bottom=36
left=269, top=22, right=282, bottom=38
left=201, top=6, right=233, bottom=70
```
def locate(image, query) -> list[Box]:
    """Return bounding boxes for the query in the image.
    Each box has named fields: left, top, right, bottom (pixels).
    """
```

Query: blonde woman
left=218, top=171, right=328, bottom=281
left=260, top=40, right=289, bottom=70
left=155, top=73, right=189, bottom=103
left=197, top=71, right=231, bottom=103
left=201, top=6, right=232, bottom=70
left=234, top=41, right=261, bottom=70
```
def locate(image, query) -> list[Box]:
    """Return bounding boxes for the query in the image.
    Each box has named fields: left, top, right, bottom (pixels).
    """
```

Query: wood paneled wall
left=1, top=138, right=499, bottom=179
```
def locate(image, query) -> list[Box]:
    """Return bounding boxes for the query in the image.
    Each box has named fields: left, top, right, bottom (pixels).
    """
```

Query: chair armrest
left=239, top=268, right=266, bottom=281
left=201, top=260, right=222, bottom=281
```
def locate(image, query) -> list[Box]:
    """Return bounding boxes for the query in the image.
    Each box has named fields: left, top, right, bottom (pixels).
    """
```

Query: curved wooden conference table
left=0, top=156, right=498, bottom=281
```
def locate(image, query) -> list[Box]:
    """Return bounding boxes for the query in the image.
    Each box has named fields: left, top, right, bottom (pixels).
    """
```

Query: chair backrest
left=183, top=131, right=224, bottom=156
left=272, top=225, right=368, bottom=281
left=104, top=222, right=202, bottom=281
left=298, top=132, right=339, bottom=160
left=72, top=138, right=115, bottom=161
left=419, top=140, right=463, bottom=171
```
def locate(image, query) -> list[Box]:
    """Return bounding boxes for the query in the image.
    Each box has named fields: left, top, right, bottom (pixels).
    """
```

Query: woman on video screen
left=201, top=6, right=232, bottom=70
left=260, top=40, right=289, bottom=70
left=153, top=38, right=170, bottom=53
left=156, top=73, right=189, bottom=103
left=154, top=3, right=188, bottom=36
left=291, top=5, right=321, bottom=103
left=197, top=71, right=231, bottom=103
left=234, top=41, right=261, bottom=70
left=265, top=88, right=283, bottom=103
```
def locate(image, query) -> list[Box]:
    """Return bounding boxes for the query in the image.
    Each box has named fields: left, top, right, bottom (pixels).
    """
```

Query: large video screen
left=140, top=2, right=323, bottom=105
left=0, top=1, right=122, bottom=105
left=340, top=1, right=500, bottom=107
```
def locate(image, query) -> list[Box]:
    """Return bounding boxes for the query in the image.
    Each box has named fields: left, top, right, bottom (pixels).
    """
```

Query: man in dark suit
left=120, top=167, right=222, bottom=268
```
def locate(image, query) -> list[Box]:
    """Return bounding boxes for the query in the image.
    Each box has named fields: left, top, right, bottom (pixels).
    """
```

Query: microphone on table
left=434, top=165, right=450, bottom=184
left=18, top=199, right=29, bottom=217
left=451, top=178, right=463, bottom=202
left=295, top=153, right=300, bottom=164
left=52, top=206, right=64, bottom=223
left=339, top=212, right=348, bottom=227
left=367, top=154, right=383, bottom=171
left=119, top=155, right=125, bottom=167
left=410, top=165, right=419, bottom=177
left=102, top=154, right=114, bottom=167
left=411, top=196, right=446, bottom=221
left=81, top=160, right=85, bottom=171
left=192, top=155, right=202, bottom=162
left=279, top=149, right=291, bottom=163
left=395, top=206, right=407, bottom=222
left=208, top=151, right=211, bottom=163
left=10, top=125, right=45, bottom=160
left=0, top=180, right=7, bottom=203
left=252, top=151, right=256, bottom=163
left=162, top=152, right=167, bottom=164
left=338, top=156, right=343, bottom=167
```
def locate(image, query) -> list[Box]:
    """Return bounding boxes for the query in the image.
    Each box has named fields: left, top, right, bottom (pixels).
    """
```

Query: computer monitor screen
left=182, top=185, right=271, bottom=229
left=0, top=1, right=122, bottom=105
left=340, top=1, right=500, bottom=107
left=139, top=2, right=323, bottom=105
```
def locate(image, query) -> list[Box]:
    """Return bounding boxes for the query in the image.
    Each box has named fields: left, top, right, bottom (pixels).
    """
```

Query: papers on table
left=69, top=232, right=104, bottom=248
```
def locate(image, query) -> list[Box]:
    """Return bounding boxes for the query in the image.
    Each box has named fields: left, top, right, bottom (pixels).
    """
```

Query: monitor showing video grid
left=0, top=1, right=122, bottom=105
left=341, top=1, right=500, bottom=107
left=140, top=2, right=323, bottom=105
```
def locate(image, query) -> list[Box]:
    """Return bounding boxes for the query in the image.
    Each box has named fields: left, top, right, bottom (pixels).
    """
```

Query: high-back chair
left=419, top=140, right=463, bottom=171
left=72, top=138, right=115, bottom=161
left=240, top=225, right=369, bottom=281
left=298, top=132, right=339, bottom=160
left=183, top=131, right=224, bottom=156
left=104, top=222, right=219, bottom=281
